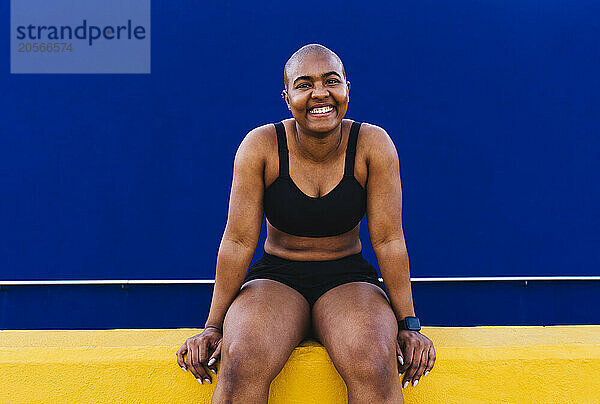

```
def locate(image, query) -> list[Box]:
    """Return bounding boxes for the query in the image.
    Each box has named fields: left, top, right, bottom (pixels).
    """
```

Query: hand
left=396, top=330, right=435, bottom=388
left=176, top=327, right=223, bottom=384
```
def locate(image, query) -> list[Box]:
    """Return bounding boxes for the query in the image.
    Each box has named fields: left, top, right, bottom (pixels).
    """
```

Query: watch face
left=406, top=317, right=421, bottom=330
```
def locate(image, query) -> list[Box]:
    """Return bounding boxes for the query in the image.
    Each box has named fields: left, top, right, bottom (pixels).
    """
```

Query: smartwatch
left=399, top=316, right=421, bottom=332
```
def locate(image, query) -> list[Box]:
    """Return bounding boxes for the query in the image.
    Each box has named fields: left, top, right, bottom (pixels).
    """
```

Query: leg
left=211, top=279, right=311, bottom=404
left=312, top=282, right=403, bottom=404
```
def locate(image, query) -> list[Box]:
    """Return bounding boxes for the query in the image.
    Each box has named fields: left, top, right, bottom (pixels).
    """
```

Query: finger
left=185, top=341, right=199, bottom=380
left=396, top=340, right=404, bottom=369
left=399, top=341, right=414, bottom=374
left=197, top=338, right=212, bottom=384
left=176, top=343, right=188, bottom=371
left=208, top=339, right=222, bottom=375
left=420, top=345, right=430, bottom=378
left=187, top=341, right=204, bottom=383
left=425, top=345, right=436, bottom=377
left=406, top=344, right=425, bottom=386
left=403, top=344, right=423, bottom=388
left=411, top=348, right=428, bottom=386
left=401, top=346, right=416, bottom=388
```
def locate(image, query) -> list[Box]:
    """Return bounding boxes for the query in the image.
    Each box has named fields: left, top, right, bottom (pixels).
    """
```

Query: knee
left=336, top=336, right=397, bottom=384
left=341, top=342, right=398, bottom=400
left=219, top=339, right=279, bottom=384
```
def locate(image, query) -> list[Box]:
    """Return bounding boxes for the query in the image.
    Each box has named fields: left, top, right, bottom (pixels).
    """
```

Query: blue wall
left=2, top=1, right=599, bottom=328
left=2, top=282, right=599, bottom=329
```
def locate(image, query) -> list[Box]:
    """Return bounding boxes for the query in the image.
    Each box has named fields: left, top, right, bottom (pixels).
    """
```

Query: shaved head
left=284, top=44, right=346, bottom=89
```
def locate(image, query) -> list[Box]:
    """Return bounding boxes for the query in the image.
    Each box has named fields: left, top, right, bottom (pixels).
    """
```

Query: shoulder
left=237, top=123, right=276, bottom=153
left=354, top=121, right=398, bottom=165
left=234, top=123, right=277, bottom=166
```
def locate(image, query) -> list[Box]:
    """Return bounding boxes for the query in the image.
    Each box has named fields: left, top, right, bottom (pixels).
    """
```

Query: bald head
left=284, top=44, right=346, bottom=90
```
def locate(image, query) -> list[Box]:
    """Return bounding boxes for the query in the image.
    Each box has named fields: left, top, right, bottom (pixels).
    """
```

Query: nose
left=311, top=83, right=329, bottom=99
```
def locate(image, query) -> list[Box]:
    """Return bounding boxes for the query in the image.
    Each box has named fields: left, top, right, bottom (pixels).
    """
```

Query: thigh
left=311, top=282, right=399, bottom=374
left=221, top=279, right=311, bottom=371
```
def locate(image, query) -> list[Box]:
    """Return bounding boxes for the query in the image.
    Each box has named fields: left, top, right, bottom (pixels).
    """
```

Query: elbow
left=220, top=233, right=258, bottom=252
left=371, top=235, right=405, bottom=250
left=372, top=237, right=408, bottom=256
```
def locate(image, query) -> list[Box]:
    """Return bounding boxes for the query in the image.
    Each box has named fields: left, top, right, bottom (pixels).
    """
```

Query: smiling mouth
left=308, top=105, right=336, bottom=117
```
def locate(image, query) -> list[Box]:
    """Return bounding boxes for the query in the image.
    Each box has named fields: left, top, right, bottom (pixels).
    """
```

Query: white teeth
left=310, top=106, right=334, bottom=114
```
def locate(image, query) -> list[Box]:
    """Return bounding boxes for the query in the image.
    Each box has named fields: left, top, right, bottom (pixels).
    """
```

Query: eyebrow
left=293, top=71, right=342, bottom=86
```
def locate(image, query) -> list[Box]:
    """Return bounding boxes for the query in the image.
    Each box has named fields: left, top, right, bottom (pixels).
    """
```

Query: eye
left=296, top=83, right=311, bottom=89
left=326, top=78, right=340, bottom=85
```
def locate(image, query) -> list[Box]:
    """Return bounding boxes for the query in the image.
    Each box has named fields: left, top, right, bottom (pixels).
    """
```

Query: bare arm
left=364, top=125, right=415, bottom=321
left=364, top=124, right=436, bottom=387
left=176, top=127, right=267, bottom=382
left=204, top=127, right=267, bottom=329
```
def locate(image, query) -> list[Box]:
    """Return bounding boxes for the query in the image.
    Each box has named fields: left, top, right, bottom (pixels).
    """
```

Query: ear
left=346, top=81, right=351, bottom=101
left=281, top=90, right=291, bottom=110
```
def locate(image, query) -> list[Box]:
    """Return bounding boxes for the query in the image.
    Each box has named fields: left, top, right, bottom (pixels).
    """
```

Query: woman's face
left=284, top=52, right=350, bottom=133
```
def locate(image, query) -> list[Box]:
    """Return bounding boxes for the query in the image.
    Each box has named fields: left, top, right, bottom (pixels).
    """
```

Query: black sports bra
left=263, top=121, right=367, bottom=237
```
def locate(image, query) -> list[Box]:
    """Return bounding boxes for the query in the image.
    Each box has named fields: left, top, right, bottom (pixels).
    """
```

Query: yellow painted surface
left=1, top=326, right=599, bottom=403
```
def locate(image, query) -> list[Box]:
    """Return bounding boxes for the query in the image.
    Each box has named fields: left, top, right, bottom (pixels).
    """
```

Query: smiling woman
left=176, top=44, right=435, bottom=403
left=282, top=46, right=349, bottom=134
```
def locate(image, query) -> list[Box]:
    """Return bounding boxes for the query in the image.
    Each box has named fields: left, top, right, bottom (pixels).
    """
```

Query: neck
left=293, top=122, right=343, bottom=163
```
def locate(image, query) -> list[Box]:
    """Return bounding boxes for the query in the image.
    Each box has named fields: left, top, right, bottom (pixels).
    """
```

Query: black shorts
left=241, top=251, right=389, bottom=308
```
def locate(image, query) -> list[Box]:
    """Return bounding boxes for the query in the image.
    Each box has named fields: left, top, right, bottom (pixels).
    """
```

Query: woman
left=176, top=44, right=435, bottom=403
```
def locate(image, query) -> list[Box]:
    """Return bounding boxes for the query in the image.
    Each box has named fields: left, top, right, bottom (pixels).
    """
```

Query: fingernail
left=424, top=370, right=429, bottom=377
left=197, top=378, right=203, bottom=384
left=210, top=368, right=217, bottom=375
left=398, top=355, right=404, bottom=366
left=208, top=358, right=216, bottom=366
left=204, top=378, right=211, bottom=384
left=181, top=367, right=187, bottom=372
left=413, top=379, right=419, bottom=387
left=403, top=381, right=409, bottom=389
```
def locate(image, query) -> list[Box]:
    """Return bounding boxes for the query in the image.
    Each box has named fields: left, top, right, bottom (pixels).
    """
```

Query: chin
left=306, top=120, right=340, bottom=133
left=305, top=115, right=343, bottom=131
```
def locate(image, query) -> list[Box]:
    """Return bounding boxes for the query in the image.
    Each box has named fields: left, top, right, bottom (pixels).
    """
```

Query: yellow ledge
left=1, top=326, right=599, bottom=403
